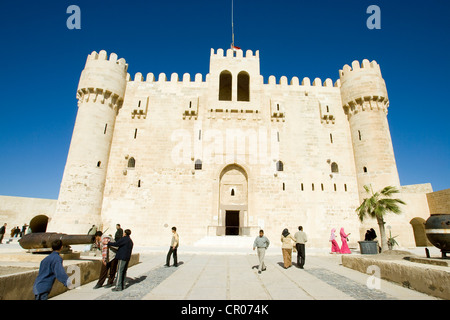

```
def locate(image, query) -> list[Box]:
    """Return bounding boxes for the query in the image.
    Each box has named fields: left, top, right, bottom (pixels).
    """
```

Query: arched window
left=128, top=157, right=135, bottom=168
left=363, top=166, right=368, bottom=173
left=231, top=188, right=235, bottom=196
left=219, top=70, right=232, bottom=101
left=97, top=161, right=101, bottom=168
left=195, top=159, right=202, bottom=170
left=331, top=162, right=339, bottom=173
left=276, top=160, right=284, bottom=172
left=237, top=71, right=250, bottom=101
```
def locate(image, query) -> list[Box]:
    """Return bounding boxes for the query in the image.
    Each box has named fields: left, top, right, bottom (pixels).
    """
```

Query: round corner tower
left=48, top=50, right=128, bottom=234
left=339, top=60, right=400, bottom=202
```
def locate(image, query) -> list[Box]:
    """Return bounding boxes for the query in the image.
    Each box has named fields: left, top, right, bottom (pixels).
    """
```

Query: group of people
left=32, top=223, right=180, bottom=300
left=33, top=223, right=134, bottom=300
left=253, top=226, right=308, bottom=273
left=329, top=228, right=352, bottom=254
left=0, top=223, right=30, bottom=243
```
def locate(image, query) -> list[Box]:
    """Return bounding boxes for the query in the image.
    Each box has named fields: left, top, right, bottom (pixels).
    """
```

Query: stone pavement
left=52, top=246, right=440, bottom=300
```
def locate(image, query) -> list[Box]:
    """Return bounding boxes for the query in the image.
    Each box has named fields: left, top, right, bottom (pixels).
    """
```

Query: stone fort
left=2, top=48, right=441, bottom=249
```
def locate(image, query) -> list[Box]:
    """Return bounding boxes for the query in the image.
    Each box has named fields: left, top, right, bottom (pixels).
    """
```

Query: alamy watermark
left=67, top=5, right=81, bottom=30
left=366, top=265, right=381, bottom=290
left=367, top=5, right=381, bottom=29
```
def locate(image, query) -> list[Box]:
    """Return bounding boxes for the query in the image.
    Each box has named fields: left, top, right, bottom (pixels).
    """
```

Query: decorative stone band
left=343, top=96, right=389, bottom=118
left=425, top=229, right=450, bottom=234
left=76, top=88, right=124, bottom=112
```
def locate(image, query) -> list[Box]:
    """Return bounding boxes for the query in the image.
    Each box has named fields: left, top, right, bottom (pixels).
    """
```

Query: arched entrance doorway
left=219, top=164, right=248, bottom=236
left=29, top=215, right=49, bottom=233
left=410, top=217, right=432, bottom=247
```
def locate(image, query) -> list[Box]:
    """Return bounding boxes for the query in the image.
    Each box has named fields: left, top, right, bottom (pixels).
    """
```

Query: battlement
left=86, top=50, right=128, bottom=70
left=210, top=48, right=259, bottom=60
left=265, top=76, right=339, bottom=88
left=339, top=59, right=381, bottom=79
left=128, top=72, right=207, bottom=84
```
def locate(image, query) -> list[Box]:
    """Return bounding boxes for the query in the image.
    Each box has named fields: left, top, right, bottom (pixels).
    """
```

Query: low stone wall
left=0, top=254, right=139, bottom=300
left=342, top=254, right=449, bottom=300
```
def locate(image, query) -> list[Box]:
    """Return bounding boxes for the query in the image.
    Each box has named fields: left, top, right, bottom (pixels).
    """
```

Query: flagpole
left=231, top=0, right=234, bottom=48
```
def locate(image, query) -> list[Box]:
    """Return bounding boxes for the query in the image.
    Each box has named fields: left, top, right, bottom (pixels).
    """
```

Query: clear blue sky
left=0, top=0, right=449, bottom=199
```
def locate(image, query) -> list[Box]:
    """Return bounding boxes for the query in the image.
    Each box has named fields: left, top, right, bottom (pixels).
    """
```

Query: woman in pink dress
left=339, top=228, right=351, bottom=254
left=329, top=228, right=340, bottom=253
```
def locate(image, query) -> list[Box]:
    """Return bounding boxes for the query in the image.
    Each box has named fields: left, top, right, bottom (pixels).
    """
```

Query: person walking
left=33, top=240, right=73, bottom=300
left=115, top=224, right=123, bottom=242
left=0, top=223, right=7, bottom=244
left=93, top=231, right=118, bottom=289
left=294, top=226, right=307, bottom=269
left=281, top=228, right=296, bottom=269
left=165, top=227, right=179, bottom=267
left=253, top=230, right=270, bottom=274
left=107, top=229, right=133, bottom=291
left=339, top=228, right=351, bottom=254
left=330, top=228, right=341, bottom=254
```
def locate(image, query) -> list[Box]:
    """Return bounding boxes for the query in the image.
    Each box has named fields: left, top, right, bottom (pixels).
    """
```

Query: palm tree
left=356, top=185, right=406, bottom=252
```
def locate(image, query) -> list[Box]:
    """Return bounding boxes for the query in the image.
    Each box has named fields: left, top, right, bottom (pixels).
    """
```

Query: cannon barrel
left=19, top=232, right=95, bottom=250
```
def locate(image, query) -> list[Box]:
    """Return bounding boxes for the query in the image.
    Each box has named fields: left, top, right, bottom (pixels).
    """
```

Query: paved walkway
left=52, top=249, right=439, bottom=300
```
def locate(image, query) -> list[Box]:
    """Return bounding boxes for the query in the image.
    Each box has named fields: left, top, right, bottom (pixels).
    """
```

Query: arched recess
left=410, top=217, right=432, bottom=247
left=219, top=70, right=232, bottom=101
left=219, top=164, right=248, bottom=236
left=29, top=215, right=49, bottom=233
left=237, top=71, right=250, bottom=101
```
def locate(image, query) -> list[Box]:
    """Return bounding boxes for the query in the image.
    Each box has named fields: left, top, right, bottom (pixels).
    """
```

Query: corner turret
left=48, top=50, right=128, bottom=234
left=339, top=60, right=400, bottom=202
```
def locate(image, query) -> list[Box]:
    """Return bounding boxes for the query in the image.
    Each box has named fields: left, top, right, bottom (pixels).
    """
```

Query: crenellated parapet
left=77, top=50, right=128, bottom=111
left=210, top=48, right=259, bottom=60
left=339, top=60, right=389, bottom=117
left=129, top=71, right=206, bottom=84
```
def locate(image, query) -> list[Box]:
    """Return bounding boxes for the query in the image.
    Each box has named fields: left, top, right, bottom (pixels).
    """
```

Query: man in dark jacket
left=115, top=224, right=124, bottom=242
left=0, top=223, right=6, bottom=244
left=107, top=229, right=133, bottom=291
left=33, top=240, right=72, bottom=299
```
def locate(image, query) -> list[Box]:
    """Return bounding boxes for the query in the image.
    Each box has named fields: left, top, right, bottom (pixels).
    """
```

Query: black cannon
left=425, top=214, right=450, bottom=259
left=19, top=232, right=96, bottom=253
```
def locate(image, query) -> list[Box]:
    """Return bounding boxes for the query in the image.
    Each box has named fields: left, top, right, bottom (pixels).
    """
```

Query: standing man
left=253, top=230, right=270, bottom=274
left=33, top=240, right=73, bottom=300
left=93, top=231, right=118, bottom=289
left=115, top=224, right=123, bottom=242
left=0, top=223, right=7, bottom=244
left=294, top=226, right=307, bottom=269
left=165, top=227, right=179, bottom=267
left=107, top=229, right=133, bottom=291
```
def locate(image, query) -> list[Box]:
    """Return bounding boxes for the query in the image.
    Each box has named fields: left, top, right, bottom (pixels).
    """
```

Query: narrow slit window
left=330, top=133, right=333, bottom=144
left=334, top=183, right=337, bottom=191
left=344, top=184, right=347, bottom=192
left=331, top=162, right=339, bottom=173
left=276, top=161, right=284, bottom=172
left=358, top=130, right=362, bottom=141
left=134, top=128, right=138, bottom=139
left=138, top=180, right=141, bottom=188
left=321, top=183, right=324, bottom=191
left=363, top=166, right=368, bottom=173
left=301, top=183, right=304, bottom=191
left=231, top=188, right=235, bottom=196
left=104, top=124, right=107, bottom=134
left=195, top=159, right=202, bottom=170
left=312, top=183, right=315, bottom=191
left=282, top=183, right=285, bottom=191
left=97, top=161, right=101, bottom=168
